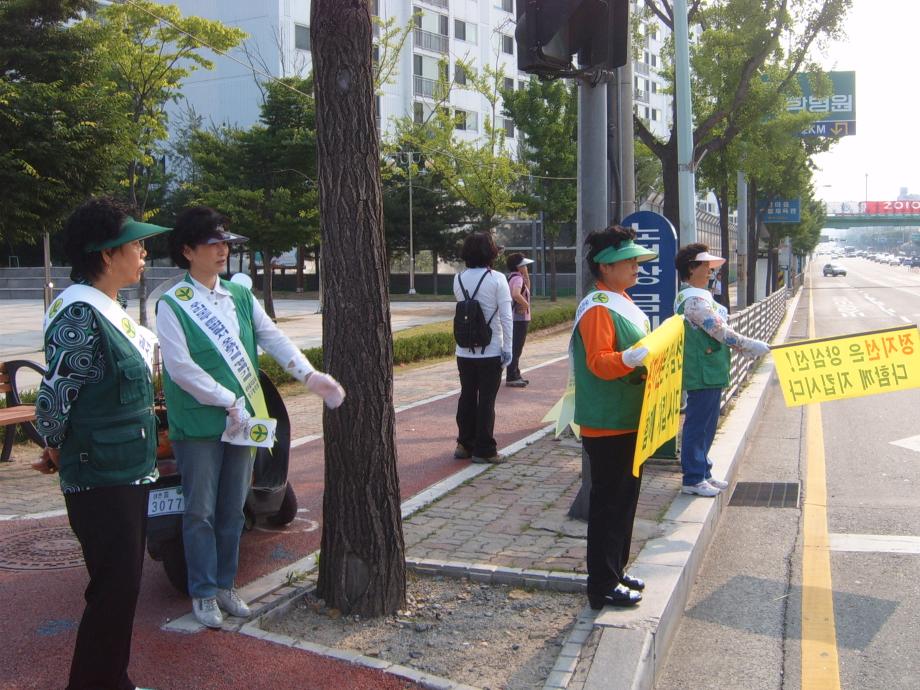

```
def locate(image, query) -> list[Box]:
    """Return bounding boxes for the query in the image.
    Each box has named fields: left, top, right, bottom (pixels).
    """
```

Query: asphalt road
left=657, top=256, right=920, bottom=690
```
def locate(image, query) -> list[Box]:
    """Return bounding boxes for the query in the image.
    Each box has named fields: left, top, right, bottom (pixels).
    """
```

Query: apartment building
left=169, top=0, right=525, bottom=144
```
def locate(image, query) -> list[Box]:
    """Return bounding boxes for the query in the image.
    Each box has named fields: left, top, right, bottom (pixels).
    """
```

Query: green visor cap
left=593, top=241, right=658, bottom=264
left=85, top=218, right=171, bottom=252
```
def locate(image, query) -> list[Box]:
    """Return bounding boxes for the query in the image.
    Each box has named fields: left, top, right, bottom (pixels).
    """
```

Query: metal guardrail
left=418, top=0, right=449, bottom=9
left=722, top=286, right=792, bottom=406
left=413, top=74, right=447, bottom=99
left=635, top=61, right=650, bottom=76
left=414, top=28, right=448, bottom=53
left=635, top=88, right=649, bottom=103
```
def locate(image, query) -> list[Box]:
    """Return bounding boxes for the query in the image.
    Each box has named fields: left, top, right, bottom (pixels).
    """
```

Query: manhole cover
left=729, top=482, right=800, bottom=508
left=0, top=527, right=84, bottom=570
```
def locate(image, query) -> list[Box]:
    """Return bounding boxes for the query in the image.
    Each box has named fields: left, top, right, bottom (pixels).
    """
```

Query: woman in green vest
left=157, top=206, right=344, bottom=630
left=674, top=243, right=770, bottom=497
left=573, top=225, right=657, bottom=609
left=32, top=197, right=169, bottom=690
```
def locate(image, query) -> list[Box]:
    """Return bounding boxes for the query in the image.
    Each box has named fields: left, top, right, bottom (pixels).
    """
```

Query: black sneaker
left=505, top=379, right=528, bottom=388
left=588, top=584, right=642, bottom=610
left=453, top=444, right=472, bottom=459
left=471, top=453, right=506, bottom=464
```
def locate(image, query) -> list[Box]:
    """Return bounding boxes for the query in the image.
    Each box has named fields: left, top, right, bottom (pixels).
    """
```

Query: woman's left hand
left=31, top=447, right=60, bottom=475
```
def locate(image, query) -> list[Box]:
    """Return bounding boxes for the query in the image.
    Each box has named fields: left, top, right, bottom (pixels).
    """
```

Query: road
left=657, top=256, right=920, bottom=689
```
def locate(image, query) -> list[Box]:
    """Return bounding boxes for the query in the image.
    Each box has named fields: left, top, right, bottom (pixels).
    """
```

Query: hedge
left=258, top=304, right=576, bottom=387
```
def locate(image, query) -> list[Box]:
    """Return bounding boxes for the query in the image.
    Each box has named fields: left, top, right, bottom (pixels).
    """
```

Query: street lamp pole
left=406, top=153, right=416, bottom=295
left=864, top=172, right=869, bottom=210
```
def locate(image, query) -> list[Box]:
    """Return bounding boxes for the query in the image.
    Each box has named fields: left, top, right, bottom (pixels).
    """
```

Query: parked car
left=823, top=263, right=847, bottom=277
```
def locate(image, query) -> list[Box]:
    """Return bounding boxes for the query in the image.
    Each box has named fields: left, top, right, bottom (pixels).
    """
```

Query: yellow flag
left=632, top=315, right=685, bottom=477
left=772, top=325, right=920, bottom=407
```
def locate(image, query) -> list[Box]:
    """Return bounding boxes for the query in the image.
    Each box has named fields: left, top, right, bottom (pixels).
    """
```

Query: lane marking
left=891, top=434, right=920, bottom=453
left=801, top=280, right=842, bottom=690
left=830, top=533, right=920, bottom=555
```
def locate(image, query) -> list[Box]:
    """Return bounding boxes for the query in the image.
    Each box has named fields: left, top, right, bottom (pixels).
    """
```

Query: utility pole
left=674, top=0, right=697, bottom=243
left=607, top=31, right=635, bottom=223
left=575, top=74, right=609, bottom=300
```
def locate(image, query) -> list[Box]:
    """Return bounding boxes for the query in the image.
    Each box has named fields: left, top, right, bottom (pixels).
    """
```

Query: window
left=455, top=63, right=467, bottom=85
left=414, top=101, right=425, bottom=124
left=294, top=23, right=310, bottom=51
left=498, top=0, right=514, bottom=11
left=413, top=54, right=423, bottom=75
left=454, top=108, right=478, bottom=132
left=372, top=44, right=380, bottom=64
left=650, top=53, right=657, bottom=68
left=439, top=14, right=449, bottom=36
left=503, top=77, right=514, bottom=92
left=502, top=34, right=514, bottom=55
left=455, top=19, right=477, bottom=43
left=651, top=81, right=658, bottom=94
left=503, top=117, right=515, bottom=138
left=651, top=108, right=659, bottom=121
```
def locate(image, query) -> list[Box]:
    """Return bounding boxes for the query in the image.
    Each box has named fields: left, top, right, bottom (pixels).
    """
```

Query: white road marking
left=830, top=533, right=920, bottom=555
left=890, top=434, right=920, bottom=453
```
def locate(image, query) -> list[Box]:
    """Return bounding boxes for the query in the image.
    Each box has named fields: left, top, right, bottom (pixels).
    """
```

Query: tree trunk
left=261, top=247, right=276, bottom=320
left=746, top=180, right=758, bottom=306
left=312, top=0, right=405, bottom=617
left=549, top=234, right=558, bottom=302
left=661, top=147, right=681, bottom=241
left=431, top=249, right=439, bottom=295
left=717, top=179, right=730, bottom=312
left=249, top=249, right=258, bottom=286
left=296, top=244, right=305, bottom=293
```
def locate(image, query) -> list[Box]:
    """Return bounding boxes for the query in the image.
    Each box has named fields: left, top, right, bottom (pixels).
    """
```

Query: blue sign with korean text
left=758, top=198, right=801, bottom=224
left=622, top=211, right=678, bottom=329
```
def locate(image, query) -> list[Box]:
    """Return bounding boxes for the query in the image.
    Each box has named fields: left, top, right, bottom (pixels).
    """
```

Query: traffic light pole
left=575, top=76, right=609, bottom=301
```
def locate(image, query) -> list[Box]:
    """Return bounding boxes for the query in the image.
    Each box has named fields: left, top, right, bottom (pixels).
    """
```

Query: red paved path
left=0, top=360, right=567, bottom=690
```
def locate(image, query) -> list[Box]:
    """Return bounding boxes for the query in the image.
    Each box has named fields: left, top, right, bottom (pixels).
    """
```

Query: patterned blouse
left=35, top=299, right=158, bottom=493
left=681, top=293, right=759, bottom=353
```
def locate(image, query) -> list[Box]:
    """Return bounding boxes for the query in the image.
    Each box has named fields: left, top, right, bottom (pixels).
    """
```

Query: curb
left=578, top=287, right=804, bottom=690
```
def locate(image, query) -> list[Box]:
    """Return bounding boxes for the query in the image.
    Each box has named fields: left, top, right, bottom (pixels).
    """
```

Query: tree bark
left=261, top=246, right=276, bottom=320
left=312, top=0, right=405, bottom=617
left=431, top=249, right=439, bottom=295
left=549, top=234, right=558, bottom=302
left=717, top=179, right=730, bottom=312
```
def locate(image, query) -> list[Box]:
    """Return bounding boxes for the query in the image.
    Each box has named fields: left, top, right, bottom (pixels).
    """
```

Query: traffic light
left=515, top=0, right=630, bottom=78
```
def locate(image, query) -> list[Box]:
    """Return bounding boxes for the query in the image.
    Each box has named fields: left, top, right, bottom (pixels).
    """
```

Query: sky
left=811, top=0, right=920, bottom=204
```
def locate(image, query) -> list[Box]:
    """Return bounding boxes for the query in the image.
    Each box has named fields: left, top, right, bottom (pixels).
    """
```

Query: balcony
left=634, top=88, right=649, bottom=103
left=635, top=61, right=650, bottom=76
left=413, top=75, right=448, bottom=99
left=418, top=0, right=449, bottom=9
left=414, top=27, right=448, bottom=53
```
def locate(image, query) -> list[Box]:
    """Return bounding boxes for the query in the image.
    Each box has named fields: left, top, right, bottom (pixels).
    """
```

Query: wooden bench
left=0, top=360, right=45, bottom=462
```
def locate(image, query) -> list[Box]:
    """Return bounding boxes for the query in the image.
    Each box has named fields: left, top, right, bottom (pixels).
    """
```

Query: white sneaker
left=707, top=477, right=729, bottom=490
left=216, top=588, right=252, bottom=618
left=681, top=481, right=720, bottom=497
left=193, top=597, right=224, bottom=629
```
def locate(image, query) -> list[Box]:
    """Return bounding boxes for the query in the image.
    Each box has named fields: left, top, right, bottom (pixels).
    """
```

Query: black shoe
left=588, top=584, right=642, bottom=610
left=620, top=573, right=645, bottom=591
left=506, top=379, right=528, bottom=388
left=453, top=443, right=472, bottom=459
left=471, top=453, right=505, bottom=464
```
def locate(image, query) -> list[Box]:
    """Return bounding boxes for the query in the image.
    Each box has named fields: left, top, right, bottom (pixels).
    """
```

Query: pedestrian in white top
left=452, top=231, right=513, bottom=463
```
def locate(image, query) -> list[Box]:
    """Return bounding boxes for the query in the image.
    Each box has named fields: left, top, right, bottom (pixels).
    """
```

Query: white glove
left=225, top=397, right=251, bottom=436
left=741, top=339, right=771, bottom=358
left=500, top=350, right=512, bottom=368
left=622, top=346, right=649, bottom=369
left=306, top=372, right=346, bottom=409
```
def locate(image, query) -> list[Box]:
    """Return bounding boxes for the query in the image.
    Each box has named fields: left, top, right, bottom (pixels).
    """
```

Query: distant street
left=658, top=257, right=920, bottom=689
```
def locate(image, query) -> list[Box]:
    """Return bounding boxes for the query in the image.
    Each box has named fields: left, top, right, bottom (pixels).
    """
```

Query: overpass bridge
left=824, top=213, right=920, bottom=228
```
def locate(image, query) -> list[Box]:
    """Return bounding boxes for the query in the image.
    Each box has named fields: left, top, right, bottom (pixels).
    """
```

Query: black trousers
left=456, top=356, right=503, bottom=458
left=583, top=433, right=644, bottom=596
left=507, top=321, right=530, bottom=381
left=64, top=484, right=149, bottom=690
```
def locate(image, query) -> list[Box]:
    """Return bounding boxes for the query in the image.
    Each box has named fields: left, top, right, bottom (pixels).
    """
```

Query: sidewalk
left=0, top=291, right=796, bottom=689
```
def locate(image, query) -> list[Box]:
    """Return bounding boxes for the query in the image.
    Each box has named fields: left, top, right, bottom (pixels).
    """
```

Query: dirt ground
left=265, top=571, right=587, bottom=690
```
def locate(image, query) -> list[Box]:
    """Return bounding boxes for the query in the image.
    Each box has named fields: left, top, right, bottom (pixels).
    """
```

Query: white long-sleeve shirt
left=453, top=268, right=513, bottom=358
left=156, top=276, right=314, bottom=409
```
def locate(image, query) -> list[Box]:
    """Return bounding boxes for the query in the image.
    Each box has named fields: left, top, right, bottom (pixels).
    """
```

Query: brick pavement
left=403, top=433, right=683, bottom=576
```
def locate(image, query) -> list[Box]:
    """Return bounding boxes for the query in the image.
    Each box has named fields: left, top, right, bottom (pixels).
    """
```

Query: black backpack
left=454, top=271, right=497, bottom=354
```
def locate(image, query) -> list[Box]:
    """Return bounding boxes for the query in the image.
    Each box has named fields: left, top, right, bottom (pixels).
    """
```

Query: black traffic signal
left=515, top=0, right=630, bottom=78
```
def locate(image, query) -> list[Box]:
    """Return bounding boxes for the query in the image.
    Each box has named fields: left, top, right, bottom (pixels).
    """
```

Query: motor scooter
left=146, top=366, right=297, bottom=595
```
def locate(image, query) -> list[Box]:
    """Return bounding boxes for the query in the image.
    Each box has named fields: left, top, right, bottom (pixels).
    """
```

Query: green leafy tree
left=635, top=0, right=851, bottom=236
left=0, top=0, right=134, bottom=246
left=181, top=77, right=318, bottom=318
left=501, top=77, right=577, bottom=300
left=86, top=0, right=245, bottom=322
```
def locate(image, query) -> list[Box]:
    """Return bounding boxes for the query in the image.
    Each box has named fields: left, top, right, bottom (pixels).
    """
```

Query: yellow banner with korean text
left=632, top=315, right=685, bottom=477
left=772, top=325, right=920, bottom=407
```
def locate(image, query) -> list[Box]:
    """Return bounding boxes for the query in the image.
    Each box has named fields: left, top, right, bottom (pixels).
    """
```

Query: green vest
left=158, top=279, right=258, bottom=441
left=573, top=306, right=647, bottom=431
left=676, top=288, right=731, bottom=390
left=58, top=308, right=157, bottom=488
